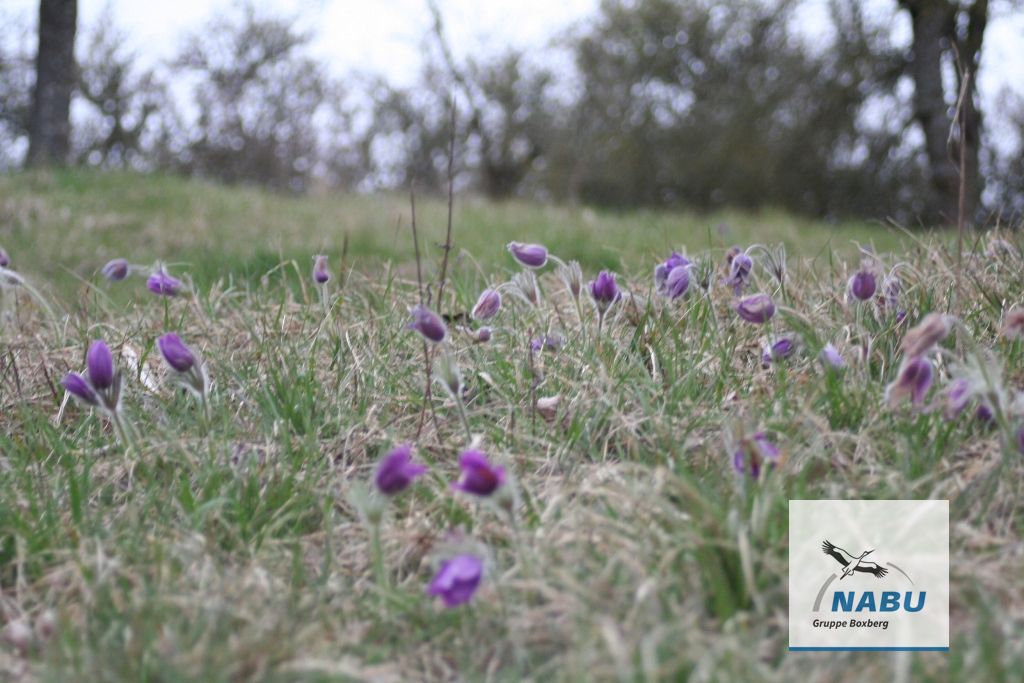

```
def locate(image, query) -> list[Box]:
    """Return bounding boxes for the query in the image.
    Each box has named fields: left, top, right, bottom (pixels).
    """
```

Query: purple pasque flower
left=726, top=250, right=753, bottom=294
left=63, top=339, right=122, bottom=413
left=157, top=333, right=196, bottom=373
left=732, top=432, right=780, bottom=480
left=427, top=553, right=483, bottom=607
left=375, top=444, right=428, bottom=495
left=471, top=288, right=502, bottom=321
left=655, top=251, right=690, bottom=292
left=662, top=264, right=691, bottom=299
left=312, top=254, right=330, bottom=284
left=473, top=326, right=493, bottom=343
left=101, top=259, right=130, bottom=282
left=61, top=372, right=99, bottom=406
left=848, top=270, right=877, bottom=301
left=735, top=293, right=775, bottom=324
left=0, top=247, right=10, bottom=268
left=530, top=333, right=564, bottom=353
left=87, top=340, right=115, bottom=390
left=157, top=333, right=208, bottom=398
left=819, top=343, right=845, bottom=370
left=589, top=270, right=620, bottom=312
left=762, top=336, right=797, bottom=364
left=408, top=304, right=447, bottom=344
left=886, top=356, right=934, bottom=408
left=147, top=268, right=183, bottom=296
left=943, top=378, right=972, bottom=419
left=452, top=450, right=505, bottom=497
left=507, top=242, right=548, bottom=269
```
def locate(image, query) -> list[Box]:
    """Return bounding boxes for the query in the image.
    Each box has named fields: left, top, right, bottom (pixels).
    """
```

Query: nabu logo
left=813, top=539, right=924, bottom=614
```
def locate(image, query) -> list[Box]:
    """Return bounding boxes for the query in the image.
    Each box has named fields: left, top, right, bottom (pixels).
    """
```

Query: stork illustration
left=821, top=540, right=888, bottom=579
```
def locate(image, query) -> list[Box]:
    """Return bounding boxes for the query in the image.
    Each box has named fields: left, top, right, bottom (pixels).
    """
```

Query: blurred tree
left=897, top=0, right=988, bottom=226
left=75, top=9, right=168, bottom=169
left=27, top=0, right=77, bottom=166
left=171, top=5, right=332, bottom=192
left=0, top=15, right=34, bottom=168
left=558, top=0, right=917, bottom=219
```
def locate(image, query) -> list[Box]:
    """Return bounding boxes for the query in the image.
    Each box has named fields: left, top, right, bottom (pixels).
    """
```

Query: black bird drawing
left=821, top=540, right=888, bottom=579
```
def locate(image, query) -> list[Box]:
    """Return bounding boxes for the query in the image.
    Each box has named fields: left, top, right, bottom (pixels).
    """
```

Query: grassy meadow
left=1, top=169, right=1023, bottom=681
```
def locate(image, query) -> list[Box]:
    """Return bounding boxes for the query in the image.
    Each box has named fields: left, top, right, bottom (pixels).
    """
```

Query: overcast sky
left=5, top=0, right=1024, bottom=137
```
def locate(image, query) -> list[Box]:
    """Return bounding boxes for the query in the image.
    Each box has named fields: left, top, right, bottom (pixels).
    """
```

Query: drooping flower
left=762, top=336, right=797, bottom=364
left=375, top=444, right=427, bottom=495
left=819, top=343, right=845, bottom=370
left=157, top=333, right=208, bottom=398
left=312, top=254, right=330, bottom=284
left=900, top=313, right=953, bottom=358
left=101, top=259, right=130, bottom=282
left=507, top=242, right=548, bottom=269
left=848, top=270, right=877, bottom=301
left=452, top=450, right=505, bottom=497
left=886, top=356, right=934, bottom=408
left=87, top=340, right=115, bottom=390
left=62, top=339, right=122, bottom=414
left=147, top=268, right=183, bottom=296
left=427, top=554, right=483, bottom=607
left=61, top=372, right=99, bottom=406
left=589, top=270, right=620, bottom=312
left=408, top=305, right=447, bottom=343
left=735, top=293, right=775, bottom=324
left=471, top=288, right=502, bottom=321
left=0, top=247, right=10, bottom=268
left=732, top=432, right=780, bottom=480
left=655, top=251, right=691, bottom=295
left=157, top=333, right=196, bottom=373
left=473, top=327, right=492, bottom=343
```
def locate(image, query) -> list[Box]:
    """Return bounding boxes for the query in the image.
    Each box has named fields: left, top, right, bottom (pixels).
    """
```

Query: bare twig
left=436, top=97, right=457, bottom=311
left=410, top=185, right=440, bottom=439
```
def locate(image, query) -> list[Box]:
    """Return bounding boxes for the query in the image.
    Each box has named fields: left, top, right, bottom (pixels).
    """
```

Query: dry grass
left=1, top=170, right=1023, bottom=682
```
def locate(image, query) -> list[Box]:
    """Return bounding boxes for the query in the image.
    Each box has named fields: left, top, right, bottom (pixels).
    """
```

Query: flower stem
left=370, top=520, right=389, bottom=598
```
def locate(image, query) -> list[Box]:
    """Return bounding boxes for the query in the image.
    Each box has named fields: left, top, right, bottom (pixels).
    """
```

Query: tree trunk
left=901, top=0, right=987, bottom=227
left=27, top=0, right=78, bottom=167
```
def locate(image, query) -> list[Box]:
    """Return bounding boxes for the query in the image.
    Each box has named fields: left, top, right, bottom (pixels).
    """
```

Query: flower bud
left=87, top=340, right=115, bottom=390
left=157, top=333, right=196, bottom=373
left=408, top=305, right=447, bottom=343
left=507, top=241, right=548, bottom=268
left=101, top=258, right=130, bottom=281
left=147, top=268, right=182, bottom=296
left=471, top=288, right=501, bottom=321
left=848, top=270, right=877, bottom=301
left=735, top=293, right=775, bottom=324
left=589, top=270, right=620, bottom=311
left=312, top=254, right=330, bottom=284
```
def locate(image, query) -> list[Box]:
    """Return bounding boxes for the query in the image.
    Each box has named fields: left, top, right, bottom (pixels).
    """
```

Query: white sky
left=4, top=0, right=1023, bottom=138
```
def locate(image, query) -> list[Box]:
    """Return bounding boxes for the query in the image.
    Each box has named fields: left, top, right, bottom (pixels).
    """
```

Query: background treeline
left=2, top=0, right=1023, bottom=225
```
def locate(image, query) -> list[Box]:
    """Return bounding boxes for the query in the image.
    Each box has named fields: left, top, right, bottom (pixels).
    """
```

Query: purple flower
left=589, top=270, right=620, bottom=311
left=427, top=554, right=483, bottom=607
left=663, top=265, right=690, bottom=299
left=408, top=305, right=447, bottom=344
left=0, top=247, right=10, bottom=268
left=819, top=343, right=845, bottom=370
left=848, top=271, right=877, bottom=301
left=473, top=327, right=493, bottom=343
left=375, top=444, right=427, bottom=495
left=763, top=337, right=796, bottom=364
left=943, top=378, right=972, bottom=419
left=157, top=333, right=196, bottom=373
left=735, top=294, right=775, bottom=324
left=147, top=269, right=183, bottom=296
left=452, top=450, right=505, bottom=497
left=312, top=254, right=330, bottom=284
left=886, top=356, right=933, bottom=408
left=976, top=403, right=995, bottom=423
left=61, top=372, right=99, bottom=406
left=655, top=251, right=691, bottom=292
left=471, top=288, right=502, bottom=321
left=507, top=242, right=548, bottom=269
left=733, top=432, right=780, bottom=480
left=726, top=251, right=753, bottom=293
left=101, top=259, right=130, bottom=281
left=87, top=340, right=115, bottom=390
left=530, top=334, right=563, bottom=353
